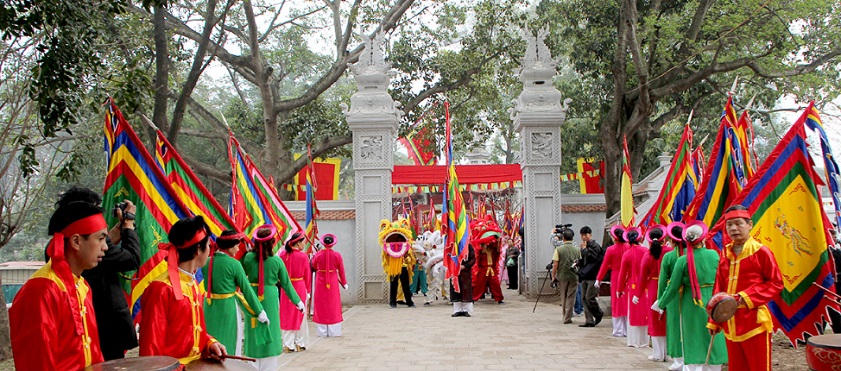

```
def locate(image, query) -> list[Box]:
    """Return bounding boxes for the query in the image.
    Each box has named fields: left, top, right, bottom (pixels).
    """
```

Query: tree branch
left=745, top=48, right=841, bottom=78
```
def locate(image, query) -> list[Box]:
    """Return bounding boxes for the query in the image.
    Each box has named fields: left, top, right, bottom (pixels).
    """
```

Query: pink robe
left=310, top=248, right=347, bottom=325
left=637, top=247, right=672, bottom=336
left=617, top=244, right=648, bottom=326
left=597, top=242, right=629, bottom=317
left=279, top=250, right=310, bottom=331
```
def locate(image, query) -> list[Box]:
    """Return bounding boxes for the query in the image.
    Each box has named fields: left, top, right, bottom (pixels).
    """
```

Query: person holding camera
left=42, top=187, right=141, bottom=361
left=551, top=227, right=580, bottom=324
left=576, top=226, right=604, bottom=327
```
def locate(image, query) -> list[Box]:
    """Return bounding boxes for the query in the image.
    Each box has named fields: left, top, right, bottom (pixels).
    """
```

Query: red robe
left=708, top=237, right=783, bottom=340
left=472, top=244, right=504, bottom=302
left=139, top=271, right=218, bottom=364
left=637, top=247, right=672, bottom=336
left=10, top=262, right=104, bottom=370
left=597, top=242, right=629, bottom=317
left=311, top=248, right=347, bottom=325
left=617, top=244, right=648, bottom=326
left=280, top=249, right=311, bottom=331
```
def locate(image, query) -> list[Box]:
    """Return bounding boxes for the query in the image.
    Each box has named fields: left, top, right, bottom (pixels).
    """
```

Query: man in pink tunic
left=279, top=233, right=312, bottom=352
left=596, top=225, right=629, bottom=337
left=636, top=225, right=672, bottom=361
left=310, top=234, right=348, bottom=337
left=617, top=227, right=649, bottom=347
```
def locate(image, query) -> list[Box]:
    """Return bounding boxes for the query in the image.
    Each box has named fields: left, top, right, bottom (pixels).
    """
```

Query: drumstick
left=812, top=282, right=841, bottom=300
left=221, top=354, right=257, bottom=362
left=705, top=334, right=715, bottom=365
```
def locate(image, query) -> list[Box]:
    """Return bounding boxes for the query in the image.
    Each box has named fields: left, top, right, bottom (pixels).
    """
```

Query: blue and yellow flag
left=720, top=106, right=837, bottom=344
left=304, top=145, right=319, bottom=253
left=102, top=100, right=192, bottom=316
left=642, top=124, right=698, bottom=226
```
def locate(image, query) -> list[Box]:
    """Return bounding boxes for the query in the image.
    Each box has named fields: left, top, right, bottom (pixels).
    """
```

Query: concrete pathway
left=277, top=292, right=670, bottom=370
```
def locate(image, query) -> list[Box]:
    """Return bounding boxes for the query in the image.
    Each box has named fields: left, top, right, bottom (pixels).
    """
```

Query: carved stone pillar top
left=511, top=29, right=570, bottom=131
left=343, top=32, right=402, bottom=131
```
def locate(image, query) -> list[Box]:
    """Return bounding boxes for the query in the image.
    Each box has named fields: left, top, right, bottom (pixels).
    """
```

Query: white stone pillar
left=343, top=33, right=401, bottom=303
left=511, top=29, right=571, bottom=297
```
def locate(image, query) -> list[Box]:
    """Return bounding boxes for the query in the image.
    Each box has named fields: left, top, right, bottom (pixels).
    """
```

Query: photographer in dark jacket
left=45, top=187, right=141, bottom=360
left=576, top=226, right=604, bottom=327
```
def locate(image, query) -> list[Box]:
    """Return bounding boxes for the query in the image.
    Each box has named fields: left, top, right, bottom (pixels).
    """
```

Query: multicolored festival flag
left=398, top=125, right=438, bottom=166
left=290, top=155, right=341, bottom=201
left=620, top=135, right=635, bottom=227
left=441, top=102, right=470, bottom=292
left=716, top=106, right=837, bottom=344
left=304, top=145, right=320, bottom=253
left=684, top=97, right=747, bottom=229
left=102, top=100, right=192, bottom=315
left=802, top=102, right=841, bottom=230
left=641, top=124, right=698, bottom=226
left=228, top=134, right=301, bottom=250
left=154, top=131, right=238, bottom=243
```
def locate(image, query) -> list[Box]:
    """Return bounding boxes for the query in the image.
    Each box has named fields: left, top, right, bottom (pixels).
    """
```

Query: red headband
left=216, top=231, right=245, bottom=241
left=163, top=229, right=207, bottom=300
left=286, top=233, right=305, bottom=246
left=47, top=213, right=107, bottom=336
left=724, top=209, right=751, bottom=221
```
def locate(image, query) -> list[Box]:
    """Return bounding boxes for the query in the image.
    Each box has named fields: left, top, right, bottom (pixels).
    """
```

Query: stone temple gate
left=343, top=30, right=570, bottom=303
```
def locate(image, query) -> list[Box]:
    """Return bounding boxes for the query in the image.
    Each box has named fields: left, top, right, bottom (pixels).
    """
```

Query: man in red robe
left=10, top=188, right=109, bottom=370
left=139, top=216, right=226, bottom=364
left=471, top=216, right=504, bottom=304
left=707, top=205, right=783, bottom=371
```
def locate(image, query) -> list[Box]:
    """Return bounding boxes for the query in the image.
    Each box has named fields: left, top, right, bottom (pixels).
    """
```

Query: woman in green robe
left=656, top=222, right=727, bottom=369
left=657, top=222, right=685, bottom=371
left=201, top=230, right=265, bottom=355
left=242, top=225, right=303, bottom=371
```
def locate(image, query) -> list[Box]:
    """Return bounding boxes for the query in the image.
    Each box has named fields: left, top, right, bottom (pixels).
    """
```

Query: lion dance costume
left=380, top=219, right=416, bottom=308
left=471, top=215, right=504, bottom=303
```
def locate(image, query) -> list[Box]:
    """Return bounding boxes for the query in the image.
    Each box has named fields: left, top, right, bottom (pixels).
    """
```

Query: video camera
left=553, top=223, right=573, bottom=234
left=113, top=201, right=129, bottom=218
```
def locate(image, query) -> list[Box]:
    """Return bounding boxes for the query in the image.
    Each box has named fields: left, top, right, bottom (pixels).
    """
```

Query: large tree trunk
left=0, top=275, right=11, bottom=360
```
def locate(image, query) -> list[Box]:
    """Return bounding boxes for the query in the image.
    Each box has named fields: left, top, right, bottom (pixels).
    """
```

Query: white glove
left=296, top=301, right=305, bottom=312
left=257, top=310, right=270, bottom=325
left=341, top=284, right=349, bottom=290
left=594, top=280, right=600, bottom=288
left=632, top=296, right=640, bottom=305
left=651, top=300, right=664, bottom=314
left=306, top=293, right=311, bottom=301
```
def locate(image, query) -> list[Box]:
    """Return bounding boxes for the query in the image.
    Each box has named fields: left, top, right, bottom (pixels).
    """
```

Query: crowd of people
left=9, top=186, right=841, bottom=371
left=9, top=186, right=348, bottom=371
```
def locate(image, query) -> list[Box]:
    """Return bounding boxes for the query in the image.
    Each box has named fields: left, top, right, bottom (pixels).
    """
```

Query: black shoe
left=594, top=313, right=603, bottom=325
left=396, top=300, right=406, bottom=305
left=579, top=323, right=595, bottom=327
left=390, top=304, right=397, bottom=309
left=424, top=302, right=431, bottom=306
left=407, top=303, right=416, bottom=308
left=497, top=300, right=504, bottom=304
left=463, top=312, right=471, bottom=317
left=452, top=312, right=460, bottom=317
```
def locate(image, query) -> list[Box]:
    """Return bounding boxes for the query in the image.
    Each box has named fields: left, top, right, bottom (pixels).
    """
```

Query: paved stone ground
left=277, top=292, right=670, bottom=371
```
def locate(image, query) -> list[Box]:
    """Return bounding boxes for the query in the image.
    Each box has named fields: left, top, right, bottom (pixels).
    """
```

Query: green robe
left=241, top=253, right=301, bottom=358
left=201, top=252, right=263, bottom=353
left=657, top=250, right=682, bottom=358
left=659, top=248, right=727, bottom=365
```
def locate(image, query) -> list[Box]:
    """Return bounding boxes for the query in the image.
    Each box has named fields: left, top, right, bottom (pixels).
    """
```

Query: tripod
left=532, top=266, right=553, bottom=313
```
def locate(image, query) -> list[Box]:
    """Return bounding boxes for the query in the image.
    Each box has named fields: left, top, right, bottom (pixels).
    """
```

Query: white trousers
left=316, top=323, right=343, bottom=337
left=649, top=336, right=666, bottom=361
left=282, top=316, right=309, bottom=349
left=250, top=356, right=278, bottom=371
left=453, top=301, right=474, bottom=314
left=235, top=305, right=244, bottom=356
left=612, top=316, right=628, bottom=337
left=683, top=364, right=721, bottom=371
left=627, top=325, right=649, bottom=347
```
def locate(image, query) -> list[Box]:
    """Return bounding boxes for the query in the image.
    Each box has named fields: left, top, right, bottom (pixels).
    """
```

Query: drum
left=84, top=356, right=180, bottom=371
left=806, top=334, right=841, bottom=371
left=706, top=292, right=738, bottom=322
left=185, top=359, right=255, bottom=371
